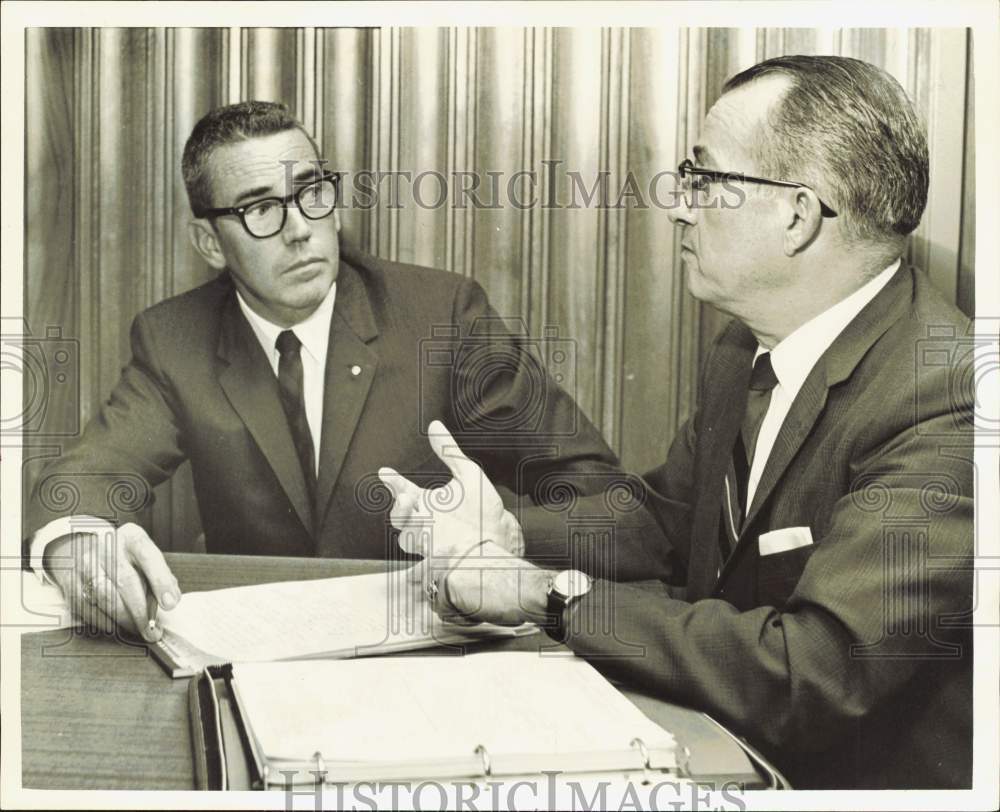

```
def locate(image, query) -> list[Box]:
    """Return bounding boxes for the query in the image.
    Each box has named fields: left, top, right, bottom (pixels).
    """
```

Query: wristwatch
left=545, top=569, right=593, bottom=642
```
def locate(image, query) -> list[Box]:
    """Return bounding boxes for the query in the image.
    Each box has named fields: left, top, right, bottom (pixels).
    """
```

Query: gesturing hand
left=44, top=522, right=180, bottom=642
left=378, top=420, right=525, bottom=560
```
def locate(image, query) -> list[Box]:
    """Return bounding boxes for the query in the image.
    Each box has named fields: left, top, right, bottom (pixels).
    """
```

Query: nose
left=282, top=202, right=313, bottom=243
left=667, top=175, right=697, bottom=227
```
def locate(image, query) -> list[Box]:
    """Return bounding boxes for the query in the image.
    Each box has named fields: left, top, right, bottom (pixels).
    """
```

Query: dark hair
left=181, top=101, right=317, bottom=216
left=722, top=55, right=928, bottom=242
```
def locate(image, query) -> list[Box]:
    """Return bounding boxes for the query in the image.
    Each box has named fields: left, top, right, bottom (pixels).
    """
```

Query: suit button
left=350, top=365, right=362, bottom=377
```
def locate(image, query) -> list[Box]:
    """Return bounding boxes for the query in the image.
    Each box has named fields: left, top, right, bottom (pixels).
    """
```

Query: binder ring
left=313, top=750, right=326, bottom=778
left=630, top=737, right=653, bottom=785
left=474, top=744, right=492, bottom=777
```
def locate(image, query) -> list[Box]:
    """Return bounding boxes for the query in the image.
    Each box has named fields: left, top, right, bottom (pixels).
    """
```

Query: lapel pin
left=350, top=365, right=362, bottom=377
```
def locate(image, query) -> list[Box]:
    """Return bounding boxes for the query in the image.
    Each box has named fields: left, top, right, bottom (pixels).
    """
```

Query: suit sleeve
left=446, top=276, right=675, bottom=582
left=560, top=368, right=973, bottom=756
left=518, top=313, right=713, bottom=585
left=24, top=312, right=188, bottom=541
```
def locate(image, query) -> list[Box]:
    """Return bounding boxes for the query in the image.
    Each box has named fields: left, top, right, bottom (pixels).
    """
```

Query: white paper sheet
left=231, top=653, right=677, bottom=764
left=157, top=568, right=528, bottom=664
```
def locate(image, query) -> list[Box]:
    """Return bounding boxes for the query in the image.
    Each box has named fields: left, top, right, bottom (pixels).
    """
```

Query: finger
left=378, top=467, right=400, bottom=497
left=71, top=548, right=108, bottom=631
left=86, top=568, right=135, bottom=636
left=110, top=559, right=160, bottom=641
left=121, top=523, right=181, bottom=611
left=378, top=467, right=424, bottom=501
left=405, top=560, right=425, bottom=587
left=426, top=420, right=480, bottom=483
left=397, top=526, right=431, bottom=557
left=439, top=569, right=481, bottom=627
left=417, top=561, right=477, bottom=627
left=380, top=468, right=428, bottom=526
left=389, top=491, right=421, bottom=529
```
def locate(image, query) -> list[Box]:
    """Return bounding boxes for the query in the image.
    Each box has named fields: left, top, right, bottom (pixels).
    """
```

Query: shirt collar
left=236, top=280, right=338, bottom=365
left=757, top=258, right=901, bottom=393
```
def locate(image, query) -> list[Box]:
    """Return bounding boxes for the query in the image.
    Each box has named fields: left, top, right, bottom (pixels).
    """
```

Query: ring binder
left=630, top=737, right=653, bottom=785
left=474, top=744, right=492, bottom=777
left=188, top=660, right=784, bottom=791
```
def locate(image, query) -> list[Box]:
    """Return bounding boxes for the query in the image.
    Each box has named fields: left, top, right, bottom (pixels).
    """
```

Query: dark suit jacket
left=25, top=245, right=645, bottom=560
left=528, top=266, right=974, bottom=789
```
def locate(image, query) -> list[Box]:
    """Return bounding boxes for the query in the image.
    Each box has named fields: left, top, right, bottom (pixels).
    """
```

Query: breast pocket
left=756, top=543, right=817, bottom=607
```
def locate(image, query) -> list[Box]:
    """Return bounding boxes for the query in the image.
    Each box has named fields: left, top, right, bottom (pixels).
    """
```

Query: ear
left=188, top=219, right=228, bottom=270
left=782, top=188, right=824, bottom=256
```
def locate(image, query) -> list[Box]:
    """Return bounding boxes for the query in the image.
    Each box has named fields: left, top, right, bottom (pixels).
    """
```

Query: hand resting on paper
left=43, top=522, right=180, bottom=642
left=419, top=538, right=552, bottom=627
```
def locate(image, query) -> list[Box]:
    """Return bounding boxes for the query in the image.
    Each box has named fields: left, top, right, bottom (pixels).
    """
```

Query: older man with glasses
left=384, top=55, right=974, bottom=789
left=23, top=101, right=650, bottom=647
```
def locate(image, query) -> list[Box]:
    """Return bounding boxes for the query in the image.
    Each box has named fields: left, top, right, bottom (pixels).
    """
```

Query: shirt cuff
left=28, top=515, right=116, bottom=586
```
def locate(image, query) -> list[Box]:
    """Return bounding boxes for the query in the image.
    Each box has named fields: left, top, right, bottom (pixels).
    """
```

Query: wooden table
left=20, top=553, right=754, bottom=790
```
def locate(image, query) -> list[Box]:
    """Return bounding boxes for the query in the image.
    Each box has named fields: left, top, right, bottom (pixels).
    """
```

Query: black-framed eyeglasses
left=677, top=159, right=838, bottom=217
left=195, top=172, right=341, bottom=238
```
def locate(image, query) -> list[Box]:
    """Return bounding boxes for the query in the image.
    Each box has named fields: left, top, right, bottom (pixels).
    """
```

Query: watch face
left=553, top=569, right=592, bottom=599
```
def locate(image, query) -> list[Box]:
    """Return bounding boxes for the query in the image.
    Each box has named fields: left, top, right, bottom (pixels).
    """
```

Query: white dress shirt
left=235, top=281, right=337, bottom=474
left=745, top=259, right=900, bottom=511
left=29, top=282, right=337, bottom=582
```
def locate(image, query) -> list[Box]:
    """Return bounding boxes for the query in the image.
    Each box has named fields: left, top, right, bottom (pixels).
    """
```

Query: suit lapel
left=216, top=288, right=314, bottom=535
left=710, top=265, right=912, bottom=590
left=314, top=260, right=379, bottom=532
left=739, top=368, right=829, bottom=533
left=739, top=265, right=913, bottom=538
left=688, top=324, right=756, bottom=599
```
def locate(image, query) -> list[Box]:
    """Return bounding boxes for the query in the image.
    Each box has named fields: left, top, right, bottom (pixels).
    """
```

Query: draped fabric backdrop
left=24, top=27, right=976, bottom=551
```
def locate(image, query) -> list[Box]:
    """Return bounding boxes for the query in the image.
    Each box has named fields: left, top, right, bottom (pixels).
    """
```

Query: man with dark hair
left=24, top=101, right=648, bottom=645
left=385, top=56, right=974, bottom=789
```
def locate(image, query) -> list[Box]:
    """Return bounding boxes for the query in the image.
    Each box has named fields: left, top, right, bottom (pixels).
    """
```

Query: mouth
left=284, top=258, right=325, bottom=275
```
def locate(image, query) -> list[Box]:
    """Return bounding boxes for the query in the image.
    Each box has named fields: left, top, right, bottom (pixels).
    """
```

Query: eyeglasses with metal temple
left=676, top=159, right=838, bottom=217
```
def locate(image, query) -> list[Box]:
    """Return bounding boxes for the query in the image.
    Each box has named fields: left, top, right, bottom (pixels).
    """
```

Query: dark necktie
left=733, top=352, right=779, bottom=522
left=275, top=330, right=317, bottom=508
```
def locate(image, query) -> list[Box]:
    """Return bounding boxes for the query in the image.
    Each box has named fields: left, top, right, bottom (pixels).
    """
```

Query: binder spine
left=222, top=665, right=267, bottom=789
left=189, top=667, right=228, bottom=790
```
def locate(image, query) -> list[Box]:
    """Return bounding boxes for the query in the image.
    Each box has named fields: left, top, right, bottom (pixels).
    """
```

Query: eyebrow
left=230, top=164, right=325, bottom=207
left=232, top=185, right=274, bottom=206
left=292, top=163, right=324, bottom=183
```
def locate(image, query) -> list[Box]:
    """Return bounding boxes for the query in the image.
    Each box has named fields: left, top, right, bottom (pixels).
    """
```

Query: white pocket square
left=759, top=526, right=814, bottom=556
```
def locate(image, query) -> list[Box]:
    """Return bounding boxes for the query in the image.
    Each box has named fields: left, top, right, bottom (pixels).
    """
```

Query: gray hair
left=723, top=55, right=928, bottom=243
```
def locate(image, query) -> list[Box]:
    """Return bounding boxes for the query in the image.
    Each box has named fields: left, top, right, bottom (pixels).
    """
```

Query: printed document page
left=157, top=569, right=528, bottom=663
left=231, top=653, right=678, bottom=764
